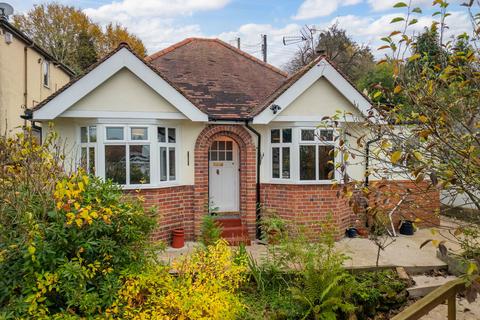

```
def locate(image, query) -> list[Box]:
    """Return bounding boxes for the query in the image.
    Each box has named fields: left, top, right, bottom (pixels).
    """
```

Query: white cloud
left=367, top=0, right=432, bottom=12
left=83, top=0, right=230, bottom=22
left=321, top=11, right=471, bottom=58
left=293, top=0, right=362, bottom=20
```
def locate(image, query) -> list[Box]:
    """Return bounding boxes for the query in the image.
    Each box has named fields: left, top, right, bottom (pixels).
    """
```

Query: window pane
left=218, top=141, right=225, bottom=151
left=160, top=147, right=167, bottom=181
left=210, top=151, right=218, bottom=161
left=271, top=129, right=280, bottom=143
left=43, top=62, right=49, bottom=86
left=80, top=147, right=87, bottom=170
left=272, top=147, right=280, bottom=178
left=320, top=130, right=333, bottom=141
left=282, top=147, right=290, bottom=179
left=169, top=148, right=176, bottom=180
left=218, top=151, right=225, bottom=161
left=211, top=141, right=218, bottom=151
left=88, top=147, right=95, bottom=175
left=319, top=145, right=334, bottom=180
left=226, top=141, right=233, bottom=151
left=282, top=129, right=292, bottom=143
left=105, top=145, right=126, bottom=184
left=226, top=151, right=233, bottom=161
left=80, top=127, right=88, bottom=143
left=301, top=129, right=315, bottom=141
left=168, top=128, right=176, bottom=143
left=89, top=126, right=97, bottom=142
left=158, top=127, right=166, bottom=143
left=300, top=145, right=316, bottom=180
left=131, top=127, right=148, bottom=141
left=130, top=145, right=150, bottom=184
left=106, top=127, right=124, bottom=140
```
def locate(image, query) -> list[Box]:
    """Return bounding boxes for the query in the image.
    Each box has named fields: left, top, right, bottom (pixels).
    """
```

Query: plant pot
left=267, top=230, right=280, bottom=244
left=346, top=228, right=358, bottom=238
left=357, top=227, right=368, bottom=238
left=171, top=228, right=185, bottom=248
left=399, top=220, right=414, bottom=236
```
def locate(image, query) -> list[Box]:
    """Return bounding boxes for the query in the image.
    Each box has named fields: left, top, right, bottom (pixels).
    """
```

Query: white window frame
left=42, top=60, right=50, bottom=88
left=77, top=123, right=180, bottom=189
left=270, top=128, right=292, bottom=181
left=79, top=125, right=97, bottom=175
left=298, top=127, right=336, bottom=182
left=157, top=126, right=178, bottom=184
left=268, top=126, right=339, bottom=184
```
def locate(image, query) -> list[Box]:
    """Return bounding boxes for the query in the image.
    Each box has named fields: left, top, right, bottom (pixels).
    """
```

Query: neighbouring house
left=29, top=38, right=440, bottom=243
left=0, top=16, right=74, bottom=136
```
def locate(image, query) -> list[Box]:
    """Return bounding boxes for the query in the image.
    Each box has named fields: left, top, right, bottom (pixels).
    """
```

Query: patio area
left=160, top=217, right=463, bottom=269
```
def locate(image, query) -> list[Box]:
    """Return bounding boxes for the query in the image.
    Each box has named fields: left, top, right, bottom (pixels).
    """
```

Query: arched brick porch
left=194, top=124, right=257, bottom=239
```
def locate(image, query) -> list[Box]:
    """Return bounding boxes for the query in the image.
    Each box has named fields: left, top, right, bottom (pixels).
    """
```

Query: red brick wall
left=368, top=180, right=441, bottom=228
left=260, top=183, right=352, bottom=239
left=133, top=185, right=195, bottom=242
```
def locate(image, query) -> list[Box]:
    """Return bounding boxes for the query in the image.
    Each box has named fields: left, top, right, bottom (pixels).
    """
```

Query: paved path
left=160, top=217, right=463, bottom=269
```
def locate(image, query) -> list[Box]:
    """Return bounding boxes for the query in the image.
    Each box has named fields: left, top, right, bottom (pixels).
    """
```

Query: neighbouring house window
left=42, top=60, right=50, bottom=87
left=80, top=126, right=97, bottom=175
left=271, top=128, right=291, bottom=179
left=299, top=129, right=335, bottom=181
left=158, top=127, right=176, bottom=182
left=104, top=126, right=150, bottom=185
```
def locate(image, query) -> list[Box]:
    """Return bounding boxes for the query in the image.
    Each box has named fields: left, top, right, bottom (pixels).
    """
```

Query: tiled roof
left=147, top=38, right=288, bottom=119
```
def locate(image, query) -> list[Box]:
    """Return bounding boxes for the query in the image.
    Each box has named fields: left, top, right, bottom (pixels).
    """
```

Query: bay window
left=270, top=127, right=337, bottom=182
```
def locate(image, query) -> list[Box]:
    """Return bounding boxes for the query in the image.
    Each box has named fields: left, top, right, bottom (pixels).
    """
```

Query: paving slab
left=419, top=297, right=480, bottom=320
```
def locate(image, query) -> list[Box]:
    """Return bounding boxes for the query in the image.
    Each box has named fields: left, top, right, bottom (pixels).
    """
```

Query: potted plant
left=260, top=210, right=286, bottom=244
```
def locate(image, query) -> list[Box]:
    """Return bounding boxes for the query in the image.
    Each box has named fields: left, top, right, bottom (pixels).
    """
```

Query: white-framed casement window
left=42, top=60, right=50, bottom=88
left=157, top=126, right=177, bottom=182
left=270, top=128, right=291, bottom=179
left=80, top=125, right=97, bottom=175
left=104, top=126, right=151, bottom=186
left=299, top=128, right=335, bottom=181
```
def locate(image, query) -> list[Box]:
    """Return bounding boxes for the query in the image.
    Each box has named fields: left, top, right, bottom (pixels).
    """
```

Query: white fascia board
left=252, top=59, right=372, bottom=124
left=33, top=48, right=208, bottom=122
left=60, top=110, right=187, bottom=120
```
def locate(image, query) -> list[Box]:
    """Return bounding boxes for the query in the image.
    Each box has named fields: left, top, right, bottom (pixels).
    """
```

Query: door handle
left=216, top=169, right=220, bottom=175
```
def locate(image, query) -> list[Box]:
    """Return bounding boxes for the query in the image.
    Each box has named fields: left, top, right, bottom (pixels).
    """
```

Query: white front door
left=209, top=138, right=239, bottom=212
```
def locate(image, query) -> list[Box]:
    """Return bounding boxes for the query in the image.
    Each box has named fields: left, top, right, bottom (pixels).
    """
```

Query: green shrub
left=351, top=270, right=408, bottom=319
left=201, top=214, right=222, bottom=246
left=0, top=131, right=155, bottom=318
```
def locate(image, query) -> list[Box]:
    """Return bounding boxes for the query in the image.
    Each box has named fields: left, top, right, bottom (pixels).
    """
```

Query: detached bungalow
left=30, top=38, right=439, bottom=243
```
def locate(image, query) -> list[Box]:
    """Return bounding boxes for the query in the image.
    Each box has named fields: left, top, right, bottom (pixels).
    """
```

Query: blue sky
left=9, top=0, right=474, bottom=68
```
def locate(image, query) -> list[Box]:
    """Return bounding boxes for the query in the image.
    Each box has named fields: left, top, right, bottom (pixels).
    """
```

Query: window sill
left=267, top=179, right=336, bottom=185
left=121, top=182, right=182, bottom=190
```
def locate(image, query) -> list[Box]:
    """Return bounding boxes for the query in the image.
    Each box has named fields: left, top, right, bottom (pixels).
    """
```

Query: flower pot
left=357, top=227, right=369, bottom=238
left=171, top=228, right=185, bottom=248
left=399, top=220, right=414, bottom=236
left=346, top=228, right=358, bottom=238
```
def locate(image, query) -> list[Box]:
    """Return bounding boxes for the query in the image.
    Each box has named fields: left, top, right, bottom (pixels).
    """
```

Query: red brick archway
left=194, top=124, right=257, bottom=239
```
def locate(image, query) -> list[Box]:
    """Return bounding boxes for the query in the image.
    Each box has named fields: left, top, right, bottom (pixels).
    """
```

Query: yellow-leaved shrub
left=110, top=240, right=247, bottom=320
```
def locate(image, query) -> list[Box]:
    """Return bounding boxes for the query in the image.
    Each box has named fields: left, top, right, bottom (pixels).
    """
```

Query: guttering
left=244, top=120, right=262, bottom=239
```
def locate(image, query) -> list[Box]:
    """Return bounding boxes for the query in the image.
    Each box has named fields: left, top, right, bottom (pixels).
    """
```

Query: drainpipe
left=365, top=135, right=382, bottom=187
left=23, top=46, right=28, bottom=128
left=244, top=120, right=262, bottom=239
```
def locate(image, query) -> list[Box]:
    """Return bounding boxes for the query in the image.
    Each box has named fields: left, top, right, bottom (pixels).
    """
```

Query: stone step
left=407, top=275, right=458, bottom=298
left=220, top=225, right=248, bottom=238
left=215, top=216, right=242, bottom=228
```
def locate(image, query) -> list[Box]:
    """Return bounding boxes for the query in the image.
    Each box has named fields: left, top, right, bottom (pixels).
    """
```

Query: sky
left=8, top=0, right=475, bottom=69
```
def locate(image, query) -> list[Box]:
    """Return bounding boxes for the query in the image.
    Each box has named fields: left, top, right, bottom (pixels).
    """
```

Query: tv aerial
left=0, top=3, right=14, bottom=18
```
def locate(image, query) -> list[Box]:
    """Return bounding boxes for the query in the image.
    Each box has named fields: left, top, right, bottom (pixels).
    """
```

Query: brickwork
left=131, top=185, right=195, bottom=242
left=368, top=180, right=441, bottom=228
left=194, top=124, right=257, bottom=239
left=260, top=183, right=352, bottom=239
